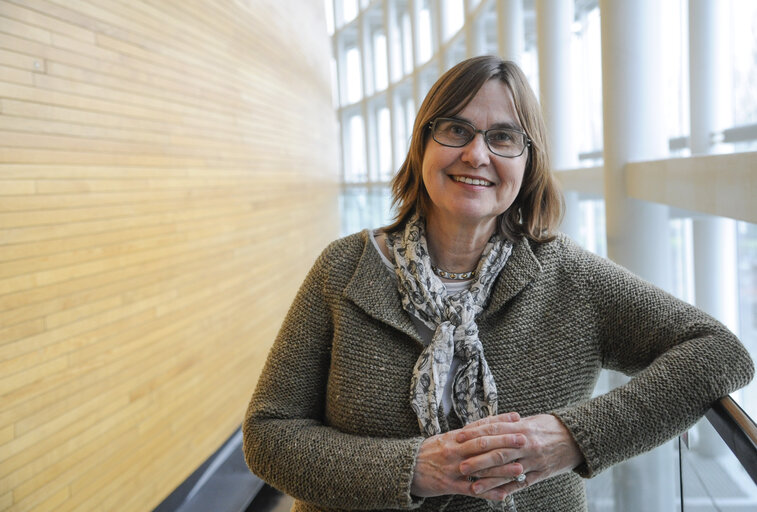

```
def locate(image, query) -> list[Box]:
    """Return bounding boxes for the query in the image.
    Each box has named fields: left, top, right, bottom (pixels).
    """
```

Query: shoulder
left=310, top=230, right=375, bottom=292
left=527, top=233, right=642, bottom=297
left=531, top=233, right=625, bottom=274
left=529, top=232, right=596, bottom=273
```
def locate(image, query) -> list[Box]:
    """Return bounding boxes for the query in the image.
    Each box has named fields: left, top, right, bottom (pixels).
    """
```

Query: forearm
left=243, top=411, right=425, bottom=509
left=553, top=331, right=754, bottom=477
left=557, top=243, right=755, bottom=477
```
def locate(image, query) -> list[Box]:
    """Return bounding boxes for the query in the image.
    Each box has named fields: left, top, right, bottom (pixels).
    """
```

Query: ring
left=515, top=473, right=526, bottom=483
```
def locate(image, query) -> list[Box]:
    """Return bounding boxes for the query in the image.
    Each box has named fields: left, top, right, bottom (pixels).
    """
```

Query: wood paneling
left=0, top=0, right=340, bottom=510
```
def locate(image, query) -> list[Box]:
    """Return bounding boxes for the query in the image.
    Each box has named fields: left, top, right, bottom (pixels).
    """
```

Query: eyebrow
left=449, top=115, right=522, bottom=132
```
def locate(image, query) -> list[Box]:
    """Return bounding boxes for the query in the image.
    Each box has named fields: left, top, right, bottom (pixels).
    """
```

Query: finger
left=456, top=417, right=523, bottom=443
left=468, top=476, right=512, bottom=496
left=456, top=430, right=526, bottom=461
left=460, top=448, right=523, bottom=475
left=463, top=412, right=520, bottom=431
left=469, top=461, right=524, bottom=480
left=482, top=470, right=541, bottom=499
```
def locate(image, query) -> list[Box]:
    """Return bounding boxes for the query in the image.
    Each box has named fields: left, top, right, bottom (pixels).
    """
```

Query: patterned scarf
left=386, top=215, right=513, bottom=434
left=387, top=215, right=515, bottom=511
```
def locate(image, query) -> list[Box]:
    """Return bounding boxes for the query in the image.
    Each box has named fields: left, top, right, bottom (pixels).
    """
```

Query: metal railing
left=705, top=396, right=757, bottom=484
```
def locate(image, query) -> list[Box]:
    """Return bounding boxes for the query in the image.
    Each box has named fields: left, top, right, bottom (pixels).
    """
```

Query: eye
left=488, top=130, right=515, bottom=144
left=443, top=121, right=473, bottom=139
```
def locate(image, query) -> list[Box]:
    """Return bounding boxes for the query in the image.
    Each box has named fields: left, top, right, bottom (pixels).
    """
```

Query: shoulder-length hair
left=385, top=55, right=563, bottom=243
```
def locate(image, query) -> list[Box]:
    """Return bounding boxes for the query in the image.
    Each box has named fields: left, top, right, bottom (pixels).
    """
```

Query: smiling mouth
left=451, top=175, right=494, bottom=187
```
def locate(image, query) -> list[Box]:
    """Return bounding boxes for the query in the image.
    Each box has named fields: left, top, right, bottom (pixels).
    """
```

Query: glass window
left=389, top=12, right=403, bottom=81
left=418, top=1, right=433, bottom=64
left=660, top=0, right=690, bottom=146
left=393, top=92, right=408, bottom=166
left=577, top=200, right=607, bottom=257
left=730, top=0, right=757, bottom=127
left=342, top=0, right=358, bottom=24
left=377, top=107, right=393, bottom=181
left=339, top=186, right=395, bottom=236
left=330, top=56, right=339, bottom=108
left=418, top=64, right=439, bottom=102
left=405, top=96, right=416, bottom=147
left=346, top=114, right=367, bottom=182
left=481, top=6, right=498, bottom=55
left=521, top=44, right=539, bottom=102
left=402, top=11, right=413, bottom=74
left=325, top=0, right=335, bottom=34
left=374, top=31, right=388, bottom=91
left=444, top=37, right=466, bottom=72
left=670, top=218, right=695, bottom=304
left=443, top=0, right=464, bottom=40
left=738, top=221, right=757, bottom=419
left=346, top=46, right=363, bottom=104
left=572, top=6, right=603, bottom=160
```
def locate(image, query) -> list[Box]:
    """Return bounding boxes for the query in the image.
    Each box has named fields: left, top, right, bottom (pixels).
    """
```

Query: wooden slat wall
left=0, top=0, right=340, bottom=510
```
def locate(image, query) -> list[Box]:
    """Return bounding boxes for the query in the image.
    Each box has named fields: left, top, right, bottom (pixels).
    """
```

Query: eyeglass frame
left=428, top=117, right=531, bottom=158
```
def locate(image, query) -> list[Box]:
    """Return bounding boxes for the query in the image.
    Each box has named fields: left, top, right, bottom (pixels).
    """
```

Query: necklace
left=431, top=264, right=475, bottom=280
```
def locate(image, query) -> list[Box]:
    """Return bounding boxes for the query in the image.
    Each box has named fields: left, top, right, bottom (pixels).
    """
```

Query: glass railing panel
left=676, top=398, right=757, bottom=512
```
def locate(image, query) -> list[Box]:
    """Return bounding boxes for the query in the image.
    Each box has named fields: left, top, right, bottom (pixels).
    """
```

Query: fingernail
left=459, top=463, right=470, bottom=475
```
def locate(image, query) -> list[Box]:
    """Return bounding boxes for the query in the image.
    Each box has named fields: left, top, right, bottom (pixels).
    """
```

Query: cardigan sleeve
left=551, top=239, right=754, bottom=478
left=242, top=241, right=426, bottom=510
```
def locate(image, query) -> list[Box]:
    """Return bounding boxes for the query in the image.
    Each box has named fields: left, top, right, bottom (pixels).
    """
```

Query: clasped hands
left=410, top=412, right=583, bottom=502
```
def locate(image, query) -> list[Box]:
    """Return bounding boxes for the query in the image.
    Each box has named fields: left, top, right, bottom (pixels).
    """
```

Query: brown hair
left=386, top=55, right=563, bottom=243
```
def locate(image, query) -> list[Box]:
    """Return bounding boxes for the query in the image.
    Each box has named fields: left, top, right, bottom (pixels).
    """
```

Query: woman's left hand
left=454, top=413, right=584, bottom=500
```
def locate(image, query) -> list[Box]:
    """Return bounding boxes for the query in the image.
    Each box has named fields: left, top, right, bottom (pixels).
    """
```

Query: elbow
left=241, top=400, right=266, bottom=478
left=718, top=331, right=755, bottom=395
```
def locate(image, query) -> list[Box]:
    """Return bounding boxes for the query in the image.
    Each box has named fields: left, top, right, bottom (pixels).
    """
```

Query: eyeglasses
left=429, top=117, right=531, bottom=158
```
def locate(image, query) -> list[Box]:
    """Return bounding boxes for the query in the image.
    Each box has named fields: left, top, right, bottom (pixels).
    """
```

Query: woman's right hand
left=410, top=412, right=525, bottom=500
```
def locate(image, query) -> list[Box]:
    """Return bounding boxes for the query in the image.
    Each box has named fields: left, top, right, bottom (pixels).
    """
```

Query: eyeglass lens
left=432, top=118, right=526, bottom=157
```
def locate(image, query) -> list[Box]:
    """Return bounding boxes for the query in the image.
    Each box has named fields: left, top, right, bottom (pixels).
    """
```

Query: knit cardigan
left=243, top=230, right=753, bottom=512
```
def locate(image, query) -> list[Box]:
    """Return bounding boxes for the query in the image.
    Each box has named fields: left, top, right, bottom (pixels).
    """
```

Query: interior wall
left=0, top=1, right=340, bottom=510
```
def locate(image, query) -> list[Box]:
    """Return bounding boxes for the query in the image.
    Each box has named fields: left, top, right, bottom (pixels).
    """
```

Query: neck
left=425, top=214, right=496, bottom=273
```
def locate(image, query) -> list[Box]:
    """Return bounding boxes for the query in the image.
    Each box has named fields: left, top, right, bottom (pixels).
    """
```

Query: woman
left=243, top=56, right=753, bottom=511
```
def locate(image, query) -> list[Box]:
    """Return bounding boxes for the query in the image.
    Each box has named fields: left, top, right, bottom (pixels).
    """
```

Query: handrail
left=704, top=396, right=757, bottom=484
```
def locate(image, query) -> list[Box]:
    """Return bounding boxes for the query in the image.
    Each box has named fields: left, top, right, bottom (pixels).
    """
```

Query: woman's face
left=421, top=79, right=527, bottom=233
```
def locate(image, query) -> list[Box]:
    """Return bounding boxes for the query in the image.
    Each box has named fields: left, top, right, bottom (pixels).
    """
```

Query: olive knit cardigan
left=243, top=230, right=753, bottom=512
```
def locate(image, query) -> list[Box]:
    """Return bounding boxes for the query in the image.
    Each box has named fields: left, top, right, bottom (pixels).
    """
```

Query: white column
left=386, top=0, right=402, bottom=82
left=333, top=0, right=344, bottom=28
left=341, top=111, right=352, bottom=182
left=463, top=0, right=474, bottom=56
left=360, top=14, right=374, bottom=98
left=599, top=0, right=674, bottom=510
left=497, top=0, right=524, bottom=63
left=471, top=10, right=487, bottom=57
left=336, top=38, right=350, bottom=181
left=408, top=0, right=422, bottom=107
left=359, top=12, right=377, bottom=183
left=688, top=0, right=739, bottom=458
left=430, top=0, right=442, bottom=55
left=688, top=0, right=738, bottom=333
left=385, top=0, right=399, bottom=175
left=535, top=0, right=580, bottom=241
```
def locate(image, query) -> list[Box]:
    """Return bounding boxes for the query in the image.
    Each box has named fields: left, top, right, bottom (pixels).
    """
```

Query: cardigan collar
left=479, top=234, right=543, bottom=321
left=343, top=230, right=542, bottom=341
left=344, top=231, right=424, bottom=344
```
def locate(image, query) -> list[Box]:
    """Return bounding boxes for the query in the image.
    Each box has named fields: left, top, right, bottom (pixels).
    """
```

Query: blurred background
left=1, top=0, right=756, bottom=511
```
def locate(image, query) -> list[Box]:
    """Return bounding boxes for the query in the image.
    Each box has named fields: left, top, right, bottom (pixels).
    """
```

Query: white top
left=370, top=229, right=472, bottom=416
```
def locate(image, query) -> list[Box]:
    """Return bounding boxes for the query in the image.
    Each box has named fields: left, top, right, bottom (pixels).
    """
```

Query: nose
left=460, top=131, right=491, bottom=168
